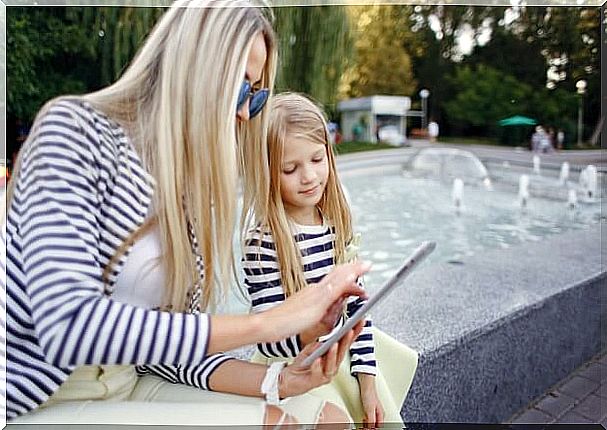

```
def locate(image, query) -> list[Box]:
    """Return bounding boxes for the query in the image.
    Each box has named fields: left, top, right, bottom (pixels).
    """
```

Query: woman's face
left=237, top=33, right=268, bottom=122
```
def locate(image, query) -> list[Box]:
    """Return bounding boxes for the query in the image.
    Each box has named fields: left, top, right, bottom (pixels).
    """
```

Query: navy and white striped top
left=243, top=222, right=377, bottom=375
left=2, top=99, right=227, bottom=418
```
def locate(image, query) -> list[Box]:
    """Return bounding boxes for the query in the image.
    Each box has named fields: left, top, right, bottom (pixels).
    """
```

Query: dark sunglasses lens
left=249, top=89, right=269, bottom=118
left=237, top=81, right=251, bottom=110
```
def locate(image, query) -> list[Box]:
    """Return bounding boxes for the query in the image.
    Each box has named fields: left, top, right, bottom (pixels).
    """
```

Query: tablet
left=301, top=241, right=436, bottom=367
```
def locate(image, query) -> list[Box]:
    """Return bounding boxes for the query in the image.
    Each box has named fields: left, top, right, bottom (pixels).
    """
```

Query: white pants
left=8, top=365, right=332, bottom=427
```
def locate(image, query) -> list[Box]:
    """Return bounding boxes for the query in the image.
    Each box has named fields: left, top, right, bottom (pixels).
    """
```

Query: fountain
left=533, top=155, right=541, bottom=176
left=406, top=148, right=491, bottom=189
left=559, top=162, right=570, bottom=185
left=518, top=174, right=530, bottom=209
left=579, top=165, right=598, bottom=200
left=452, top=178, right=464, bottom=214
left=567, top=189, right=578, bottom=210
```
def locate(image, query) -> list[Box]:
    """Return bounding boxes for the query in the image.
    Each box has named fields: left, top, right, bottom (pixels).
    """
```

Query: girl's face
left=237, top=32, right=268, bottom=122
left=279, top=136, right=329, bottom=224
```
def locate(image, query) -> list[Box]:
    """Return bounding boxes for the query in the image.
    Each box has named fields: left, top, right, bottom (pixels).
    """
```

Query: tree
left=7, top=6, right=165, bottom=122
left=273, top=6, right=352, bottom=115
left=7, top=8, right=98, bottom=122
left=339, top=5, right=416, bottom=99
left=404, top=5, right=499, bottom=130
left=464, top=26, right=547, bottom=88
left=76, top=5, right=165, bottom=86
left=443, top=64, right=534, bottom=135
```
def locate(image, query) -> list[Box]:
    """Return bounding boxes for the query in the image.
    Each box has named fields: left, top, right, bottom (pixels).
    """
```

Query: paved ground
left=507, top=349, right=607, bottom=426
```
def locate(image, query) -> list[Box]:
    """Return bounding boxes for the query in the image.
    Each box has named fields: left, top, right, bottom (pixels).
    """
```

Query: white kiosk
left=337, top=95, right=411, bottom=143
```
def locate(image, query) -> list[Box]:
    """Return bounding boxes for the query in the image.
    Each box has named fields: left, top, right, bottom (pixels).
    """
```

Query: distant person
left=539, top=127, right=554, bottom=153
left=353, top=122, right=364, bottom=141
left=531, top=126, right=543, bottom=152
left=428, top=120, right=439, bottom=143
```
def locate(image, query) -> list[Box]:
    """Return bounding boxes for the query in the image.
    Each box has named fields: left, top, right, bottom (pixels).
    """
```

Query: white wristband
left=261, top=362, right=287, bottom=405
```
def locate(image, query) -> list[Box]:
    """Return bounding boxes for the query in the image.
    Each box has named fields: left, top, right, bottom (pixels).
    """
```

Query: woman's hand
left=298, top=297, right=345, bottom=346
left=207, top=262, right=369, bottom=354
left=278, top=320, right=365, bottom=398
left=260, top=261, right=371, bottom=343
left=358, top=374, right=384, bottom=429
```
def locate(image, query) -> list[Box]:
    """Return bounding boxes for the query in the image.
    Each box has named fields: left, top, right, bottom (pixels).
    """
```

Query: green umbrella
left=498, top=115, right=537, bottom=126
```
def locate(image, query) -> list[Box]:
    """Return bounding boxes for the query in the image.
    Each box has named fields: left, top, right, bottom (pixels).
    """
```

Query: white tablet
left=301, top=241, right=436, bottom=367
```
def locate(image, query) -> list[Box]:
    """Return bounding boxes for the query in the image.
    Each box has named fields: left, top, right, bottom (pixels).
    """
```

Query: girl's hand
left=358, top=374, right=384, bottom=428
left=260, top=261, right=370, bottom=343
left=278, top=320, right=364, bottom=398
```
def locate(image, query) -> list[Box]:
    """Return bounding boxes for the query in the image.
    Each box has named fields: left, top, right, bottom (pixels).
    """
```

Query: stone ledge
left=369, top=224, right=604, bottom=422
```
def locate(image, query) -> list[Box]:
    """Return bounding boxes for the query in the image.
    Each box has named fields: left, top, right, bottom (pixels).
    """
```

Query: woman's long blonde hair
left=6, top=0, right=277, bottom=312
left=251, top=93, right=353, bottom=298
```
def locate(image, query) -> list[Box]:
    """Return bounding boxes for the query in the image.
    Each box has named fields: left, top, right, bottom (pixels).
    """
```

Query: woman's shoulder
left=33, top=97, right=125, bottom=154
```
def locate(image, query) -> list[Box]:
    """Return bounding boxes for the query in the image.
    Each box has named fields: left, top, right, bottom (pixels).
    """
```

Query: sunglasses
left=237, top=80, right=269, bottom=119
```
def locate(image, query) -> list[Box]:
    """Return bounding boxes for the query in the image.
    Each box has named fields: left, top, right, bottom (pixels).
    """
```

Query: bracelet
left=260, top=361, right=287, bottom=405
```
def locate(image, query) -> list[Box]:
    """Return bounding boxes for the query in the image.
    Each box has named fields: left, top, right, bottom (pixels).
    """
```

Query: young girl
left=243, top=93, right=417, bottom=427
left=3, top=2, right=370, bottom=426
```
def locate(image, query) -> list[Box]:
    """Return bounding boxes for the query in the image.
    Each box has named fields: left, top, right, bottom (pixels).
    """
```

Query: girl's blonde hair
left=7, top=0, right=277, bottom=312
left=254, top=92, right=353, bottom=298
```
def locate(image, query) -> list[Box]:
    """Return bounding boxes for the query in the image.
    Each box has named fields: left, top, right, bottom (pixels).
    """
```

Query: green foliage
left=274, top=6, right=352, bottom=114
left=6, top=4, right=600, bottom=148
left=444, top=65, right=533, bottom=130
left=7, top=8, right=97, bottom=122
left=7, top=6, right=164, bottom=123
left=339, top=5, right=416, bottom=99
left=463, top=27, right=546, bottom=88
left=76, top=6, right=165, bottom=86
left=332, top=141, right=395, bottom=155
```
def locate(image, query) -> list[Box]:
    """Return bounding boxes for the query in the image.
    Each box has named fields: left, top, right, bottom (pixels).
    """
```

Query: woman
left=4, top=0, right=369, bottom=426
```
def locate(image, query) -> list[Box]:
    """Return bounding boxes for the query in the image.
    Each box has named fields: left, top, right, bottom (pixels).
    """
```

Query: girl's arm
left=346, top=278, right=377, bottom=376
left=242, top=233, right=302, bottom=358
left=357, top=372, right=384, bottom=428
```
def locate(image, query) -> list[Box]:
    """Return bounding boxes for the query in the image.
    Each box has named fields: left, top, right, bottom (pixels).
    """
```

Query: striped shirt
left=243, top=222, right=377, bottom=375
left=2, top=99, right=225, bottom=418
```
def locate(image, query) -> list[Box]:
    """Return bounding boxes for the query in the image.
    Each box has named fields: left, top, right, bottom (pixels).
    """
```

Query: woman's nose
left=237, top=99, right=250, bottom=122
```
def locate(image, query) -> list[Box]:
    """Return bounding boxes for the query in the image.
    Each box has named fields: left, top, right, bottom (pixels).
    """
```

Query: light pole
left=419, top=89, right=430, bottom=130
left=576, top=79, right=586, bottom=146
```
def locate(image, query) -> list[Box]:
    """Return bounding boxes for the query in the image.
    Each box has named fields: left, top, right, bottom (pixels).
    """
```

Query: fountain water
left=406, top=148, right=491, bottom=189
left=559, top=162, right=570, bottom=185
left=567, top=189, right=578, bottom=210
left=579, top=165, right=598, bottom=200
left=518, top=174, right=530, bottom=208
left=452, top=178, right=464, bottom=214
left=533, top=155, right=541, bottom=176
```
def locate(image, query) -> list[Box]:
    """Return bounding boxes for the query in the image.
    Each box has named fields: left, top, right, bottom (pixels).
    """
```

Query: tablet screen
left=301, top=241, right=436, bottom=367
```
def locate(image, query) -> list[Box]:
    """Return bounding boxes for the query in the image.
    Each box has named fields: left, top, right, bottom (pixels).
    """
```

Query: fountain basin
left=335, top=148, right=605, bottom=423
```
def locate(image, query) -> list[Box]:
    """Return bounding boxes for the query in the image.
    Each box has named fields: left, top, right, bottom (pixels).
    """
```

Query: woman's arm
left=15, top=101, right=214, bottom=368
left=208, top=320, right=365, bottom=398
left=215, top=283, right=367, bottom=357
